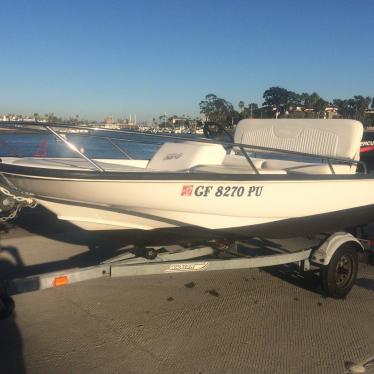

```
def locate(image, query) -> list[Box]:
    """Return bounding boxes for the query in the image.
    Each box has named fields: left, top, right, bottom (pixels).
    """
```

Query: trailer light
left=53, top=275, right=69, bottom=287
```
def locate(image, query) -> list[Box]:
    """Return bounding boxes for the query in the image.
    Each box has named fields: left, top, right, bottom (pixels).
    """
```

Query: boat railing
left=0, top=121, right=367, bottom=174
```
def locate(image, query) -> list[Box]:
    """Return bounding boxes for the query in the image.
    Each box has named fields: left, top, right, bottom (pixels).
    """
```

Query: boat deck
left=0, top=208, right=373, bottom=374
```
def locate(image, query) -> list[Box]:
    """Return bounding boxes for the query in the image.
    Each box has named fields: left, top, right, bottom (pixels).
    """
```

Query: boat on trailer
left=0, top=119, right=372, bottom=305
left=0, top=118, right=372, bottom=238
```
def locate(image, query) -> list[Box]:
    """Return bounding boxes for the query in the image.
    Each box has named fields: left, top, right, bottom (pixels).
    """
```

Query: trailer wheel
left=144, top=248, right=158, bottom=260
left=0, top=295, right=15, bottom=319
left=320, top=244, right=358, bottom=299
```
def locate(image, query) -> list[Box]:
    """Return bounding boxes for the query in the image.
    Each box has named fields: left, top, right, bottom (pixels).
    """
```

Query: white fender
left=311, top=232, right=363, bottom=265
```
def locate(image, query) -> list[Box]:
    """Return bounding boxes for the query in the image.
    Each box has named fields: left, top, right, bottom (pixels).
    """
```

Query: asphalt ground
left=0, top=208, right=373, bottom=374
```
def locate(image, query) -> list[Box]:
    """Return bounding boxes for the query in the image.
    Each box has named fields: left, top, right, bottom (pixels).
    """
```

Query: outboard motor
left=360, top=130, right=374, bottom=172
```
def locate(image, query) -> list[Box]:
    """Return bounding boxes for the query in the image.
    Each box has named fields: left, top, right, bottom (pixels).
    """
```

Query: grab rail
left=0, top=121, right=366, bottom=174
left=46, top=126, right=105, bottom=172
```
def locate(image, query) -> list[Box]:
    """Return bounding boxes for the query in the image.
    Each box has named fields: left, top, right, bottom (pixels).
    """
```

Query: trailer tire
left=144, top=248, right=158, bottom=260
left=320, top=244, right=358, bottom=299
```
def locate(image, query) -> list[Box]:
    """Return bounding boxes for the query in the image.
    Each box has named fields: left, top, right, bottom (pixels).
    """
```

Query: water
left=0, top=131, right=196, bottom=160
left=0, top=131, right=321, bottom=164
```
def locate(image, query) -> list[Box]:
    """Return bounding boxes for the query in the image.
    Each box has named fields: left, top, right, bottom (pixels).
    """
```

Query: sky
left=0, top=0, right=373, bottom=121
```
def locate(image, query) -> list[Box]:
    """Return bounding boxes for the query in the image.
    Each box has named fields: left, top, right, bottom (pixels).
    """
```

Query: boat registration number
left=181, top=185, right=263, bottom=197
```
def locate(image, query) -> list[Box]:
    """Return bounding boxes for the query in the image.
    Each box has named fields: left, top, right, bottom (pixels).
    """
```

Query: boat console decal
left=163, top=153, right=183, bottom=160
left=181, top=184, right=263, bottom=198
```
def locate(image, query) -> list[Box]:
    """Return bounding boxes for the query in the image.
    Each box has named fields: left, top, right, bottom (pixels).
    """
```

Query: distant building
left=324, top=107, right=339, bottom=119
left=105, top=115, right=113, bottom=124
left=288, top=106, right=304, bottom=112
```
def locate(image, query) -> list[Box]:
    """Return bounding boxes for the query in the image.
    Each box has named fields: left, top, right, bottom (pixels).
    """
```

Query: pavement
left=0, top=208, right=374, bottom=374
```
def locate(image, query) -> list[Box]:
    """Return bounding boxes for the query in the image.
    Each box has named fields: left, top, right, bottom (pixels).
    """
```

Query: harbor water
left=0, top=131, right=185, bottom=160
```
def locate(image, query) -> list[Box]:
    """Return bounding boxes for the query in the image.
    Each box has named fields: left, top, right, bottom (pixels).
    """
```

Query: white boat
left=0, top=119, right=373, bottom=238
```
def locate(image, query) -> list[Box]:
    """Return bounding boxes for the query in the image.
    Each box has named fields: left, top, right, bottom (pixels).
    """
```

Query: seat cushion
left=262, top=159, right=356, bottom=174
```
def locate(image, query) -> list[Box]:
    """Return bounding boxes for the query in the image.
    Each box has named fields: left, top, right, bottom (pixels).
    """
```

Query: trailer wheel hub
left=336, top=255, right=353, bottom=287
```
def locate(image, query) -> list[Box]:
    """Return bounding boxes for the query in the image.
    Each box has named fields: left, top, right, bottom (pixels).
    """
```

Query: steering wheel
left=203, top=122, right=224, bottom=138
left=203, top=122, right=234, bottom=142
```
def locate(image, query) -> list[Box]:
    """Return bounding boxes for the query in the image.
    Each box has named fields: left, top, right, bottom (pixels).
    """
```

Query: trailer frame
left=0, top=230, right=368, bottom=320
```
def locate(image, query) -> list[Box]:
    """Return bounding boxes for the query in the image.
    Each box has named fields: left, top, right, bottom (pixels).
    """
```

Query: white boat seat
left=233, top=118, right=363, bottom=175
left=192, top=165, right=286, bottom=174
left=147, top=141, right=226, bottom=171
left=222, top=154, right=265, bottom=169
left=285, top=164, right=355, bottom=174
left=234, top=119, right=363, bottom=159
left=261, top=159, right=356, bottom=174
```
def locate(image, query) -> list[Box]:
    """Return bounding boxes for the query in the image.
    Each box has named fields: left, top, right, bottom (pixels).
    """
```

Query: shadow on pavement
left=356, top=277, right=374, bottom=292
left=263, top=263, right=323, bottom=296
left=0, top=246, right=26, bottom=280
left=14, top=206, right=227, bottom=245
left=0, top=312, right=26, bottom=374
left=0, top=254, right=26, bottom=373
left=1, top=207, right=222, bottom=280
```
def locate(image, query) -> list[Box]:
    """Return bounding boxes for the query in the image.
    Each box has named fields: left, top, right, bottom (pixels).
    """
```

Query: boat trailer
left=0, top=231, right=369, bottom=319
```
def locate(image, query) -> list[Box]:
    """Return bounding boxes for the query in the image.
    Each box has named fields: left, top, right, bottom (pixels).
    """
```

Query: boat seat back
left=147, top=141, right=227, bottom=171
left=234, top=119, right=363, bottom=160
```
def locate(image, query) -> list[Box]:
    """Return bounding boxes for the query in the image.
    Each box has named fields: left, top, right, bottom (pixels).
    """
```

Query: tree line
left=199, top=87, right=374, bottom=127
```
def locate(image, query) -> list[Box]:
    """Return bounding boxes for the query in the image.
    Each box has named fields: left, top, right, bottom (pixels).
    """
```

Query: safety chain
left=0, top=186, right=37, bottom=222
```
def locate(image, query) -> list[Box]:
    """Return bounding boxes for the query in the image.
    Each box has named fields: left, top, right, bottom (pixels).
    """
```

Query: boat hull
left=2, top=165, right=374, bottom=238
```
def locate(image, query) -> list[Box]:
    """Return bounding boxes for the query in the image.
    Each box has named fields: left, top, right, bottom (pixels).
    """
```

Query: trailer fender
left=310, top=232, right=363, bottom=266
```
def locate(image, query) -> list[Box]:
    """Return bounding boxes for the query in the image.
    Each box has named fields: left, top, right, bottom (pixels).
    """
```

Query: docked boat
left=1, top=119, right=373, bottom=238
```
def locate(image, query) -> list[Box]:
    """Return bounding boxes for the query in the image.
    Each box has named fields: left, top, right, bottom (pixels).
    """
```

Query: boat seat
left=261, top=159, right=356, bottom=175
left=222, top=154, right=265, bottom=169
left=192, top=164, right=286, bottom=174
left=285, top=164, right=355, bottom=174
left=147, top=141, right=227, bottom=171
left=233, top=119, right=363, bottom=174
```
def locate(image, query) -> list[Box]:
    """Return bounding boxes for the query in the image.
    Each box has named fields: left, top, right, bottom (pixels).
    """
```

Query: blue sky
left=0, top=0, right=373, bottom=121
